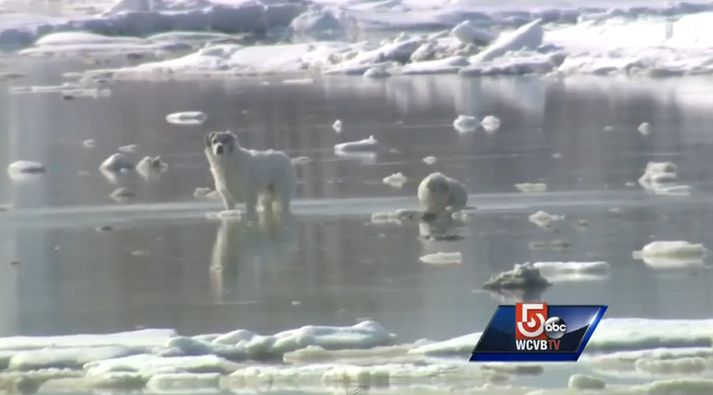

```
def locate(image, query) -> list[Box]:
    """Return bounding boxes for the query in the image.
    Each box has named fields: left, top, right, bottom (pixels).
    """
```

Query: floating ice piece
left=9, top=346, right=141, bottom=371
left=451, top=21, right=493, bottom=45
left=638, top=122, right=652, bottom=136
left=422, top=156, right=437, bottom=165
left=633, top=241, right=709, bottom=270
left=408, top=332, right=481, bottom=358
left=334, top=136, right=378, bottom=153
left=382, top=172, right=408, bottom=188
left=515, top=182, right=547, bottom=193
left=118, top=144, right=138, bottom=153
left=146, top=373, right=221, bottom=393
left=419, top=252, right=463, bottom=265
left=401, top=56, right=469, bottom=74
left=483, top=262, right=551, bottom=291
left=291, top=156, right=312, bottom=165
left=165, top=111, right=207, bottom=125
left=532, top=261, right=610, bottom=282
left=481, top=115, right=501, bottom=132
left=100, top=153, right=134, bottom=173
left=410, top=42, right=437, bottom=62
left=7, top=160, right=45, bottom=179
left=528, top=210, right=564, bottom=230
left=0, top=329, right=175, bottom=350
left=282, top=78, right=314, bottom=85
left=110, top=187, right=134, bottom=201
left=453, top=115, right=479, bottom=133
left=588, top=318, right=713, bottom=352
left=290, top=8, right=344, bottom=39
left=363, top=66, right=390, bottom=78
left=82, top=139, right=96, bottom=148
left=136, top=156, right=168, bottom=180
left=638, top=161, right=691, bottom=196
left=529, top=239, right=571, bottom=252
left=206, top=210, right=243, bottom=221
left=332, top=119, right=342, bottom=133
left=470, top=20, right=543, bottom=63
left=459, top=51, right=563, bottom=76
left=85, top=354, right=238, bottom=376
left=568, top=374, right=606, bottom=390
left=635, top=357, right=706, bottom=375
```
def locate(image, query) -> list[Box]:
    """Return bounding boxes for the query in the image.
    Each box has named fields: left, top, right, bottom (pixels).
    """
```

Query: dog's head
left=426, top=173, right=450, bottom=195
left=206, top=131, right=238, bottom=157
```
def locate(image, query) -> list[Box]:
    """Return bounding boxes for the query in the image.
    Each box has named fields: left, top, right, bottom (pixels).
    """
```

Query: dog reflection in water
left=209, top=212, right=296, bottom=302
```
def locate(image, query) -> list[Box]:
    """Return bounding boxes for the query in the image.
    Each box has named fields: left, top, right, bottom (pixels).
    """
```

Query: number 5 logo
left=515, top=303, right=548, bottom=340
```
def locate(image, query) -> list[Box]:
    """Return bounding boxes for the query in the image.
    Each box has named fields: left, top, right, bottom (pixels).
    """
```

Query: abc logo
left=544, top=317, right=567, bottom=339
left=515, top=303, right=568, bottom=340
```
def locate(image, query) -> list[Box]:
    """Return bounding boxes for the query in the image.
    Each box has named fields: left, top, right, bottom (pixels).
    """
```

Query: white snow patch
left=451, top=20, right=493, bottom=45
left=382, top=172, right=408, bottom=188
left=481, top=115, right=501, bottom=132
left=332, top=119, right=342, bottom=133
left=532, top=261, right=610, bottom=282
left=419, top=252, right=463, bottom=265
left=515, top=183, right=547, bottom=193
left=7, top=160, right=45, bottom=179
left=633, top=241, right=709, bottom=270
left=453, top=114, right=479, bottom=133
left=470, top=20, right=543, bottom=64
left=165, top=111, right=207, bottom=125
left=334, top=136, right=378, bottom=153
left=528, top=210, right=564, bottom=230
left=422, top=156, right=437, bottom=165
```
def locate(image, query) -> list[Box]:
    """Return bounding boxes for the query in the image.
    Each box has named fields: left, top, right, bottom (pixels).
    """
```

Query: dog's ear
left=205, top=132, right=215, bottom=148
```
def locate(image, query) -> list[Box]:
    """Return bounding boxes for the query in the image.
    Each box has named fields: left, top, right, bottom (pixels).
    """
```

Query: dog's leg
left=218, top=188, right=236, bottom=211
left=244, top=191, right=258, bottom=221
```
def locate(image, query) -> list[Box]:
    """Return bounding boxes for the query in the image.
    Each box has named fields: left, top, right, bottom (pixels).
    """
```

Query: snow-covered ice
left=7, top=160, right=45, bottom=179
left=136, top=156, right=168, bottom=180
left=422, top=156, right=437, bottom=165
left=419, top=252, right=463, bottom=265
left=568, top=374, right=606, bottom=390
left=528, top=210, right=564, bottom=230
left=532, top=261, right=610, bottom=282
left=469, top=20, right=543, bottom=64
left=331, top=119, right=342, bottom=133
left=165, top=111, right=207, bottom=125
left=638, top=161, right=690, bottom=196
left=515, top=182, right=547, bottom=193
left=633, top=241, right=709, bottom=270
left=451, top=20, right=493, bottom=46
left=334, top=135, right=378, bottom=153
left=382, top=172, right=407, bottom=188
left=118, top=144, right=138, bottom=153
left=638, top=121, right=652, bottom=136
left=453, top=114, right=479, bottom=133
left=481, top=115, right=501, bottom=132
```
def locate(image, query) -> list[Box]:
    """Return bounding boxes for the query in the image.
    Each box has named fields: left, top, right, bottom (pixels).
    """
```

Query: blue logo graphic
left=470, top=303, right=607, bottom=362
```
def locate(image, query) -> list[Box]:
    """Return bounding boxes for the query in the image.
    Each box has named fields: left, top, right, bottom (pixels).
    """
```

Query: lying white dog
left=417, top=172, right=468, bottom=217
left=205, top=131, right=297, bottom=218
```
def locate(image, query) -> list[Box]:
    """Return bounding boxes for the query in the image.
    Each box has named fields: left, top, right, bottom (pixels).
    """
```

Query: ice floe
left=419, top=252, right=463, bottom=265
left=422, top=155, right=437, bottom=165
left=382, top=172, right=407, bottom=188
left=165, top=111, right=207, bottom=125
left=469, top=20, right=543, bottom=64
left=453, top=114, right=479, bottom=133
left=532, top=261, right=610, bottom=282
left=451, top=20, right=493, bottom=46
left=514, top=182, right=547, bottom=193
left=136, top=156, right=168, bottom=180
left=633, top=241, right=709, bottom=270
left=331, top=119, right=342, bottom=133
left=528, top=210, right=564, bottom=230
left=334, top=135, right=378, bottom=153
left=568, top=374, right=606, bottom=390
left=638, top=161, right=690, bottom=196
left=7, top=160, right=45, bottom=179
left=638, top=121, right=652, bottom=136
left=481, top=115, right=501, bottom=132
left=118, top=144, right=138, bottom=153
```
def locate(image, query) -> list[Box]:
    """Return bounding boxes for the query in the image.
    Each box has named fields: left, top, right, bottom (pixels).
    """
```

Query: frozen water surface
left=4, top=53, right=713, bottom=393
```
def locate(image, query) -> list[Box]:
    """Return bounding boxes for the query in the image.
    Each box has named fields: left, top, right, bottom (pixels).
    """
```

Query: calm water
left=1, top=59, right=713, bottom=343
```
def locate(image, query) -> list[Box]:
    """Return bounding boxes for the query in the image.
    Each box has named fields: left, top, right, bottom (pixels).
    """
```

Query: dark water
left=1, top=60, right=713, bottom=343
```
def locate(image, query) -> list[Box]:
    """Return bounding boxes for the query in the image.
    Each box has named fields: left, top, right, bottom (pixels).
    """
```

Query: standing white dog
left=205, top=131, right=297, bottom=218
left=417, top=172, right=468, bottom=218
